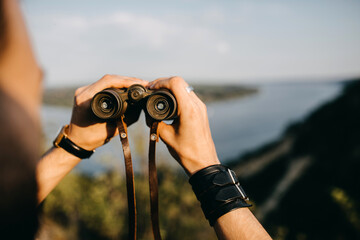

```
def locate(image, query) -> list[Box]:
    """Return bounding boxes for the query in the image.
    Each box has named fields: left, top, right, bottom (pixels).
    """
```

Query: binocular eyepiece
left=91, top=84, right=177, bottom=121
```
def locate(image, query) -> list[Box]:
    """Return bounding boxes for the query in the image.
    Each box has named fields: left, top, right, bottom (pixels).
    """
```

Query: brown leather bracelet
left=53, top=125, right=94, bottom=159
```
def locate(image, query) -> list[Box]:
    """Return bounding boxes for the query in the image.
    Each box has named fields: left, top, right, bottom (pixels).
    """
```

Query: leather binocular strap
left=117, top=118, right=162, bottom=240
left=117, top=117, right=137, bottom=240
left=149, top=121, right=162, bottom=240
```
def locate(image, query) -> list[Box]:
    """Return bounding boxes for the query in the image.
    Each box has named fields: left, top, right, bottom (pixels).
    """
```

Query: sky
left=21, top=0, right=360, bottom=86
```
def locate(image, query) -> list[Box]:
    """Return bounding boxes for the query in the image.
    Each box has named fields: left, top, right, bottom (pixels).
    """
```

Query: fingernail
left=149, top=83, right=155, bottom=89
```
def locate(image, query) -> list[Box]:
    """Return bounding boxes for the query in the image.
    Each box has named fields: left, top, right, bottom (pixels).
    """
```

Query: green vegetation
left=42, top=84, right=258, bottom=107
left=38, top=166, right=216, bottom=240
left=228, top=79, right=360, bottom=239
left=192, top=84, right=258, bottom=103
left=39, top=83, right=258, bottom=239
left=40, top=80, right=360, bottom=239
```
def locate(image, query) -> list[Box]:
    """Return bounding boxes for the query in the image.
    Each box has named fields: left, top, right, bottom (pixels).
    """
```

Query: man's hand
left=37, top=75, right=147, bottom=202
left=148, top=77, right=271, bottom=240
left=148, top=76, right=220, bottom=176
left=67, top=74, right=148, bottom=150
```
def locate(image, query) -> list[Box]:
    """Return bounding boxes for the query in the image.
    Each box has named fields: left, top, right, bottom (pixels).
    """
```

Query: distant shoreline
left=42, top=84, right=258, bottom=107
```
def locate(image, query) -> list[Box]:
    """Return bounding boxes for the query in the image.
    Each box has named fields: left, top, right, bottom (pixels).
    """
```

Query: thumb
left=157, top=121, right=175, bottom=145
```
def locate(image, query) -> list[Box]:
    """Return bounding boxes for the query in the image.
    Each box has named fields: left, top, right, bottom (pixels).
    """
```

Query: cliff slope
left=229, top=79, right=360, bottom=239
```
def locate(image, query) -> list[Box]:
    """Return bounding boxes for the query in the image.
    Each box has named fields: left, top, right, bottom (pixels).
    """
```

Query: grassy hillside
left=42, top=84, right=258, bottom=107
left=39, top=83, right=258, bottom=239
left=38, top=166, right=215, bottom=240
left=229, top=79, right=360, bottom=239
left=39, top=80, right=360, bottom=239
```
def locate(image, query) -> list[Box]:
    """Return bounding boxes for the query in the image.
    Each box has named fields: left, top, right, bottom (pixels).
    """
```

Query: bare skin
left=148, top=77, right=272, bottom=240
left=0, top=0, right=42, bottom=121
left=37, top=75, right=148, bottom=202
left=1, top=0, right=271, bottom=239
left=147, top=77, right=221, bottom=175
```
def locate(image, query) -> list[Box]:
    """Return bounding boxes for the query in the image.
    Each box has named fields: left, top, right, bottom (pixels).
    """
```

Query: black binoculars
left=91, top=84, right=177, bottom=121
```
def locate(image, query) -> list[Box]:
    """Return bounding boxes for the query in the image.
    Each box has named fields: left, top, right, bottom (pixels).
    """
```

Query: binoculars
left=91, top=84, right=177, bottom=121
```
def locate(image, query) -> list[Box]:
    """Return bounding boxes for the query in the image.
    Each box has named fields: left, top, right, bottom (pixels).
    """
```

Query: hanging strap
left=117, top=117, right=137, bottom=240
left=149, top=121, right=162, bottom=240
left=117, top=118, right=162, bottom=240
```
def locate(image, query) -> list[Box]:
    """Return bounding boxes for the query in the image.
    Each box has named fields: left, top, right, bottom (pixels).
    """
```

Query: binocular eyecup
left=91, top=84, right=177, bottom=121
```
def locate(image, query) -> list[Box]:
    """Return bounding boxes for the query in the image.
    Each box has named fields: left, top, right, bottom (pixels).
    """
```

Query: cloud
left=97, top=12, right=178, bottom=48
left=35, top=11, right=223, bottom=50
left=23, top=1, right=360, bottom=85
left=216, top=42, right=230, bottom=55
left=25, top=9, right=233, bottom=85
left=202, top=7, right=225, bottom=23
left=53, top=15, right=90, bottom=30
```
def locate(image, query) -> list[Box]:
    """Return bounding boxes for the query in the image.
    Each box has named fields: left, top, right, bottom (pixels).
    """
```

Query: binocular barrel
left=91, top=84, right=177, bottom=121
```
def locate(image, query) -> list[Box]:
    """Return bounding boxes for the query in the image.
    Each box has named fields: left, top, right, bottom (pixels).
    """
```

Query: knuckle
left=188, top=102, right=199, bottom=114
left=170, top=76, right=184, bottom=86
left=74, top=87, right=84, bottom=96
left=101, top=74, right=113, bottom=81
left=188, top=107, right=197, bottom=116
left=169, top=78, right=177, bottom=86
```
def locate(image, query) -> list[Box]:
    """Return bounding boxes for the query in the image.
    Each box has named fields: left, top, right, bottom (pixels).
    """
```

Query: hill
left=42, top=84, right=258, bottom=107
left=228, top=79, right=360, bottom=239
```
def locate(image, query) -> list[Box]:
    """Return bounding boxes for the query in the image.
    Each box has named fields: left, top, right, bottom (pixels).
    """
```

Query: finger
left=148, top=76, right=195, bottom=111
left=189, top=91, right=206, bottom=109
left=74, top=85, right=89, bottom=96
left=80, top=75, right=148, bottom=100
left=103, top=74, right=144, bottom=82
left=150, top=76, right=198, bottom=103
left=97, top=74, right=148, bottom=91
left=189, top=92, right=209, bottom=127
left=147, top=77, right=169, bottom=88
left=177, top=85, right=207, bottom=116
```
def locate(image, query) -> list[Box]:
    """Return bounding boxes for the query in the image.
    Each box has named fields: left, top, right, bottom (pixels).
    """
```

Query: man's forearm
left=36, top=147, right=81, bottom=203
left=214, top=208, right=272, bottom=240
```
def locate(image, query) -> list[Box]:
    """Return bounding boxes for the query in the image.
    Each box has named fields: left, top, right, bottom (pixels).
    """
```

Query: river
left=41, top=82, right=342, bottom=175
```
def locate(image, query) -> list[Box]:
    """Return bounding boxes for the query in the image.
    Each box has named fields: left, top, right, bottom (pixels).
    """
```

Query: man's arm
left=147, top=76, right=272, bottom=240
left=37, top=147, right=81, bottom=203
left=214, top=208, right=271, bottom=240
left=37, top=75, right=148, bottom=203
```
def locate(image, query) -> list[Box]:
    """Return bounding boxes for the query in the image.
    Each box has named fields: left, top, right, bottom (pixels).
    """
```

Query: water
left=41, top=82, right=342, bottom=175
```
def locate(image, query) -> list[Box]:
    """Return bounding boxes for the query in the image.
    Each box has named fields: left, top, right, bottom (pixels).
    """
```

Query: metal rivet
left=150, top=134, right=157, bottom=141
left=121, top=133, right=127, bottom=138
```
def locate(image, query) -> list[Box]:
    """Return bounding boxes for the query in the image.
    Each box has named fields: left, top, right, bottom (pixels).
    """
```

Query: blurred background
left=22, top=0, right=360, bottom=239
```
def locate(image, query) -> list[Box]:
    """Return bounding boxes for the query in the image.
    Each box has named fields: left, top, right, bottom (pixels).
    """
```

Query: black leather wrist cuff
left=189, top=164, right=251, bottom=226
left=189, top=164, right=227, bottom=195
left=199, top=184, right=250, bottom=214
left=207, top=198, right=251, bottom=226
